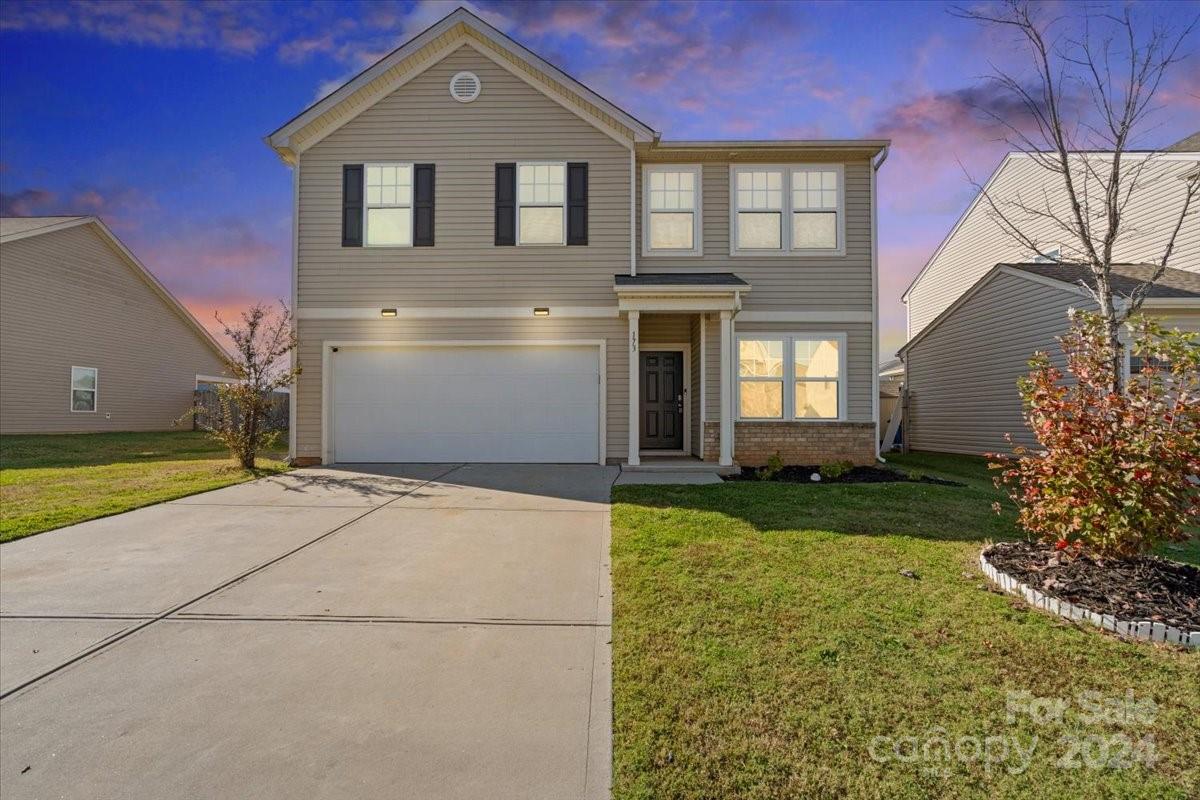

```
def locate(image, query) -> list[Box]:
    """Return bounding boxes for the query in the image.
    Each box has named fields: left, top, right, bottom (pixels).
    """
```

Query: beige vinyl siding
left=295, top=317, right=628, bottom=461
left=703, top=315, right=721, bottom=421
left=296, top=46, right=631, bottom=308
left=634, top=161, right=874, bottom=312
left=904, top=271, right=1092, bottom=455
left=908, top=154, right=1200, bottom=337
left=0, top=225, right=227, bottom=434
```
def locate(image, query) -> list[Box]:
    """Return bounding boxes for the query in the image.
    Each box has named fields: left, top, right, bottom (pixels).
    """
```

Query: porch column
left=719, top=310, right=734, bottom=466
left=627, top=310, right=640, bottom=466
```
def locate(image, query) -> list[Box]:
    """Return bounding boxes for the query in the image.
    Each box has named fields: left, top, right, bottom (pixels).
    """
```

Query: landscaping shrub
left=991, top=311, right=1199, bottom=559
left=819, top=460, right=854, bottom=481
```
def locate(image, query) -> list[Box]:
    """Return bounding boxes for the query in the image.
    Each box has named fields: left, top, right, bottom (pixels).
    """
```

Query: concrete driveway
left=0, top=463, right=617, bottom=799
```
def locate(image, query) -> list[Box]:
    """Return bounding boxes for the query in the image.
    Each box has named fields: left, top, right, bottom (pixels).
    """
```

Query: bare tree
left=186, top=302, right=300, bottom=469
left=952, top=1, right=1199, bottom=390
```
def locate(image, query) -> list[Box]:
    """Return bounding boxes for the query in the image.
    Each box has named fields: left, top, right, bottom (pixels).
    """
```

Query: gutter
left=871, top=146, right=890, bottom=463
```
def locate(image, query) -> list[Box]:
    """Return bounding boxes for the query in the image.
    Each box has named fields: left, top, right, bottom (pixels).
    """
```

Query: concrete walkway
left=0, top=463, right=617, bottom=799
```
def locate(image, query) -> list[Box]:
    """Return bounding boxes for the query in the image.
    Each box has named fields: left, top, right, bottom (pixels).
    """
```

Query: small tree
left=191, top=302, right=300, bottom=469
left=991, top=311, right=1199, bottom=559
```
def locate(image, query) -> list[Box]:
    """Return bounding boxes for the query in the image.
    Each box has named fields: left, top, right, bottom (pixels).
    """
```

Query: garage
left=329, top=343, right=602, bottom=463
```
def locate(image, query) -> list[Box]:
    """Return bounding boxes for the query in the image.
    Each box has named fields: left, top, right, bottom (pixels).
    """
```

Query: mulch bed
left=986, top=540, right=1200, bottom=629
left=727, top=465, right=963, bottom=486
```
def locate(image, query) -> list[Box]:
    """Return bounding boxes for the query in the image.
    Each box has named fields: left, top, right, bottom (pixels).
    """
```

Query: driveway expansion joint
left=0, top=463, right=466, bottom=701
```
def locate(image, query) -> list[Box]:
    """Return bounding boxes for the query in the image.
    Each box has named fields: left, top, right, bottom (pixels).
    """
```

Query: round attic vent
left=449, top=71, right=481, bottom=103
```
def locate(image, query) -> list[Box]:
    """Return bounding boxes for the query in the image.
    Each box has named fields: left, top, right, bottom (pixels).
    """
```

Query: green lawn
left=611, top=453, right=1199, bottom=800
left=0, top=431, right=288, bottom=543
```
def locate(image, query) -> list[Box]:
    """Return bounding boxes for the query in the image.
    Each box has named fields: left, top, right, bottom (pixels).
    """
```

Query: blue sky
left=1, top=0, right=1197, bottom=356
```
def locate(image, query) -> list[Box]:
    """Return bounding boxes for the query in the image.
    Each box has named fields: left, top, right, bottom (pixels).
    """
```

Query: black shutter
left=341, top=164, right=363, bottom=247
left=413, top=164, right=435, bottom=247
left=495, top=162, right=516, bottom=246
left=567, top=162, right=588, bottom=245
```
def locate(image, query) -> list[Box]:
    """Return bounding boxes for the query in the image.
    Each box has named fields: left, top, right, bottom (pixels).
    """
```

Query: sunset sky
left=2, top=0, right=1197, bottom=357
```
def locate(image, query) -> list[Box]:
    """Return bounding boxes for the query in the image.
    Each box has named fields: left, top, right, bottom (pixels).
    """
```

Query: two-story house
left=267, top=8, right=888, bottom=468
left=897, top=138, right=1199, bottom=455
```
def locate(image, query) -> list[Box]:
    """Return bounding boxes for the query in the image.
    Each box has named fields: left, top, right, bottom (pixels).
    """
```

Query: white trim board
left=319, top=339, right=607, bottom=466
left=297, top=306, right=619, bottom=320
left=737, top=310, right=871, bottom=323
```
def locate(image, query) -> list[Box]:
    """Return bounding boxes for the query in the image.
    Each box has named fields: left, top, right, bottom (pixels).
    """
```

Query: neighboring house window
left=517, top=162, right=566, bottom=245
left=644, top=165, right=702, bottom=254
left=71, top=366, right=97, bottom=412
left=737, top=334, right=847, bottom=420
left=365, top=163, right=413, bottom=246
left=731, top=165, right=844, bottom=255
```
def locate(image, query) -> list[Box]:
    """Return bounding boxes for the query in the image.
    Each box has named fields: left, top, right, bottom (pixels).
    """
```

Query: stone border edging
left=979, top=546, right=1199, bottom=648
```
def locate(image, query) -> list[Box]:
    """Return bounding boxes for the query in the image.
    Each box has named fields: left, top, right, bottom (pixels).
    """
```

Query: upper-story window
left=643, top=165, right=702, bottom=255
left=518, top=162, right=566, bottom=245
left=365, top=163, right=413, bottom=247
left=731, top=165, right=844, bottom=256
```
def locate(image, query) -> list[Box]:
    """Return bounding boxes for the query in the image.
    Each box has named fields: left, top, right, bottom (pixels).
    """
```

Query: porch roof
left=613, top=272, right=748, bottom=313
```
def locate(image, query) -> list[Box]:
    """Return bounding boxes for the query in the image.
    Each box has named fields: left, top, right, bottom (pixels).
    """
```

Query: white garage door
left=331, top=344, right=601, bottom=463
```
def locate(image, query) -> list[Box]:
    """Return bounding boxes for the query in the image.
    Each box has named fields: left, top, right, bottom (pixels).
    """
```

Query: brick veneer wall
left=703, top=421, right=876, bottom=466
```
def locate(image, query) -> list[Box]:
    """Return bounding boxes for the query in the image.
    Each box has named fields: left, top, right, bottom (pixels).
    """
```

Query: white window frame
left=363, top=161, right=414, bottom=248
left=70, top=366, right=98, bottom=413
left=735, top=333, right=847, bottom=422
left=729, top=164, right=845, bottom=257
left=642, top=164, right=703, bottom=256
left=516, top=160, right=567, bottom=246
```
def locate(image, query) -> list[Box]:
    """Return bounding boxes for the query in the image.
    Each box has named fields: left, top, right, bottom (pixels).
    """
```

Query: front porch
left=614, top=273, right=748, bottom=468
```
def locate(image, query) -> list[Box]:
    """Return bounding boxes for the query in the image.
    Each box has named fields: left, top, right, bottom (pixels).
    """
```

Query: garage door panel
left=331, top=345, right=600, bottom=463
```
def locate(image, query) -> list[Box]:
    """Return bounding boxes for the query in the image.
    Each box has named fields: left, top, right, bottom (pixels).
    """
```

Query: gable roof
left=0, top=216, right=230, bottom=362
left=902, top=149, right=1200, bottom=302
left=267, top=7, right=657, bottom=162
left=899, top=260, right=1200, bottom=358
left=1006, top=262, right=1200, bottom=299
left=1167, top=131, right=1200, bottom=152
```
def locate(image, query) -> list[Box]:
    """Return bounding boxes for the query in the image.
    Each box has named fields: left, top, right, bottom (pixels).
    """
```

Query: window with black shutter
left=413, top=164, right=435, bottom=246
left=495, top=162, right=516, bottom=245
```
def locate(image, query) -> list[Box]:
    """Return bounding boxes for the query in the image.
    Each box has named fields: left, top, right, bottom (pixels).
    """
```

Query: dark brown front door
left=640, top=351, right=684, bottom=450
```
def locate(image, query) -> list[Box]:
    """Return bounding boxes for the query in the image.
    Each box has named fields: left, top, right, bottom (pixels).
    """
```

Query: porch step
left=620, top=460, right=740, bottom=476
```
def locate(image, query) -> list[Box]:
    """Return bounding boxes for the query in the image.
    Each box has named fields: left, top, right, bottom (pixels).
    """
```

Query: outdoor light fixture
left=380, top=308, right=398, bottom=317
left=533, top=307, right=550, bottom=317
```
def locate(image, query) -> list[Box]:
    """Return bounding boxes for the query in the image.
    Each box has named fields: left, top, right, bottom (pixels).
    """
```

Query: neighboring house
left=903, top=141, right=1200, bottom=340
left=898, top=263, right=1200, bottom=455
left=266, top=8, right=889, bottom=467
left=895, top=135, right=1199, bottom=456
left=0, top=216, right=229, bottom=434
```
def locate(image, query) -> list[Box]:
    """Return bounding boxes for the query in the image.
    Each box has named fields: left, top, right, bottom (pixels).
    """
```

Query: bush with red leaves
left=991, top=311, right=1199, bottom=559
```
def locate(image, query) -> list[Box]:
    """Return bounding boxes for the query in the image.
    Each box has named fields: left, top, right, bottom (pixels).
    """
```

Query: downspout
left=871, top=146, right=890, bottom=463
